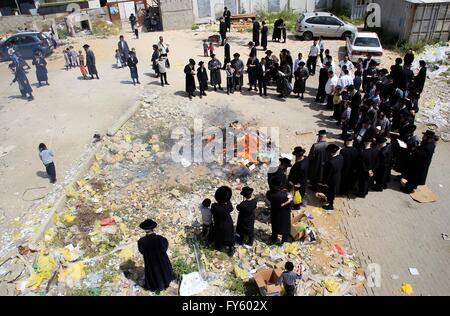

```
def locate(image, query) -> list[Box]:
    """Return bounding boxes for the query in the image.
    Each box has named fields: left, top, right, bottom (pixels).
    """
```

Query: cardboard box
left=254, top=268, right=283, bottom=296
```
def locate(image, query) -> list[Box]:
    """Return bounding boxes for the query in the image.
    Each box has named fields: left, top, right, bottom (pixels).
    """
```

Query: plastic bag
left=293, top=190, right=302, bottom=205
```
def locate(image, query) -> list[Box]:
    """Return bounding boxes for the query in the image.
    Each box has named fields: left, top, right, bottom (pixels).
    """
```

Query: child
left=127, top=49, right=140, bottom=85
left=157, top=54, right=169, bottom=86
left=38, top=143, right=56, bottom=183
left=208, top=42, right=214, bottom=57
left=203, top=40, right=208, bottom=57
left=134, top=25, right=139, bottom=39
left=225, top=63, right=234, bottom=95
left=276, top=261, right=303, bottom=296
left=332, top=85, right=343, bottom=121
left=69, top=46, right=78, bottom=67
left=199, top=198, right=213, bottom=243
left=115, top=49, right=122, bottom=68
left=236, top=186, right=257, bottom=247
left=64, top=48, right=71, bottom=70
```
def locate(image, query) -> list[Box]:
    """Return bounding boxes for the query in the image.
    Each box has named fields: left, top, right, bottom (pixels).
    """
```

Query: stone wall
left=160, top=0, right=194, bottom=31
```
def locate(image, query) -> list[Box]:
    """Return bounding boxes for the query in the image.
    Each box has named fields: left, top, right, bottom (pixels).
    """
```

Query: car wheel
left=342, top=31, right=352, bottom=40
left=302, top=31, right=313, bottom=41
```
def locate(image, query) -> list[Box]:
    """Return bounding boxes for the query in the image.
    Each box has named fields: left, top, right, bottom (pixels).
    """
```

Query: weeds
left=330, top=8, right=364, bottom=26
left=257, top=10, right=299, bottom=32
left=224, top=274, right=246, bottom=294
left=172, top=258, right=196, bottom=281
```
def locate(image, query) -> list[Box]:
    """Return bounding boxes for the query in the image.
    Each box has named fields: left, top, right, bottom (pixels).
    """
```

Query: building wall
left=375, top=0, right=415, bottom=41
left=192, top=0, right=318, bottom=23
left=0, top=14, right=44, bottom=34
left=160, top=0, right=194, bottom=30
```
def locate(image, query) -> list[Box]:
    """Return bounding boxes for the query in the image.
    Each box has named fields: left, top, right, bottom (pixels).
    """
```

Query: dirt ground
left=0, top=27, right=449, bottom=295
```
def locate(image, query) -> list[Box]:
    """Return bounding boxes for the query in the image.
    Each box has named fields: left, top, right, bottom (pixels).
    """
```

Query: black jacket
left=236, top=199, right=257, bottom=236
left=288, top=157, right=309, bottom=186
left=323, top=154, right=344, bottom=194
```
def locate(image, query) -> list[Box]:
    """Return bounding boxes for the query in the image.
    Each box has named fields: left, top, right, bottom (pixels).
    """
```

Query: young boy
left=78, top=50, right=88, bottom=79
left=134, top=25, right=139, bottom=39
left=236, top=186, right=257, bottom=247
left=277, top=261, right=303, bottom=296
left=115, top=49, right=122, bottom=68
left=157, top=54, right=169, bottom=86
left=208, top=42, right=214, bottom=57
left=199, top=198, right=213, bottom=243
left=64, top=48, right=71, bottom=70
left=69, top=46, right=78, bottom=67
left=225, top=63, right=234, bottom=95
left=203, top=40, right=208, bottom=57
left=38, top=143, right=56, bottom=184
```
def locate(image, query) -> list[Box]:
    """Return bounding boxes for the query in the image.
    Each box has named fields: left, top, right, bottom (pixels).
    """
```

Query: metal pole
left=15, top=0, right=23, bottom=15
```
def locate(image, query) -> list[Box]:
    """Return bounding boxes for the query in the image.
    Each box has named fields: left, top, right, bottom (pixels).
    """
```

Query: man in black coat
left=399, top=64, right=414, bottom=92
left=118, top=35, right=130, bottom=67
left=223, top=7, right=231, bottom=32
left=288, top=147, right=309, bottom=205
left=252, top=20, right=261, bottom=47
left=403, top=130, right=438, bottom=193
left=211, top=186, right=235, bottom=256
left=413, top=60, right=427, bottom=95
left=268, top=157, right=291, bottom=190
left=339, top=135, right=360, bottom=196
left=308, top=130, right=329, bottom=191
left=223, top=38, right=231, bottom=69
left=354, top=118, right=377, bottom=149
left=404, top=49, right=414, bottom=67
left=390, top=57, right=403, bottom=89
left=357, top=137, right=379, bottom=197
left=315, top=63, right=329, bottom=103
left=322, top=144, right=344, bottom=211
left=374, top=136, right=393, bottom=191
left=236, top=186, right=257, bottom=246
left=138, top=219, right=174, bottom=292
left=219, top=17, right=227, bottom=46
left=261, top=21, right=268, bottom=51
left=348, top=85, right=362, bottom=130
left=266, top=175, right=292, bottom=244
left=256, top=57, right=269, bottom=96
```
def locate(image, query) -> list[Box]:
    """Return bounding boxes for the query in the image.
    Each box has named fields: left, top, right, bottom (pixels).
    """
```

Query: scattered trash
left=254, top=268, right=282, bottom=296
left=409, top=268, right=420, bottom=276
left=400, top=282, right=413, bottom=295
left=324, top=277, right=340, bottom=293
left=442, top=233, right=449, bottom=241
left=100, top=218, right=116, bottom=226
left=335, top=244, right=346, bottom=256
left=179, top=272, right=208, bottom=296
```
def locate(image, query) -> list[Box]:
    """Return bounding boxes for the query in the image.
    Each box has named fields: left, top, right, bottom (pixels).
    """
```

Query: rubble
left=0, top=90, right=366, bottom=296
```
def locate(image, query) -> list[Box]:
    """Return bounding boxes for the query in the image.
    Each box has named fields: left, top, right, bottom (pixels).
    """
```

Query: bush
left=376, top=28, right=444, bottom=54
left=257, top=9, right=298, bottom=32
left=92, top=20, right=120, bottom=37
left=57, top=28, right=69, bottom=40
left=172, top=258, right=196, bottom=281
left=191, top=24, right=199, bottom=30
left=330, top=8, right=364, bottom=26
left=224, top=275, right=246, bottom=295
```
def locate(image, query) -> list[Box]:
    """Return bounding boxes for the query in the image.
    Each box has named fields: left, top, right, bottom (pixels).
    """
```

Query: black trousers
left=258, top=77, right=267, bottom=96
left=307, top=56, right=318, bottom=75
left=226, top=77, right=234, bottom=93
left=326, top=186, right=336, bottom=206
left=160, top=73, right=168, bottom=85
left=358, top=174, right=373, bottom=197
left=284, top=284, right=296, bottom=296
left=45, top=162, right=56, bottom=183
left=237, top=233, right=254, bottom=245
left=319, top=49, right=324, bottom=64
left=326, top=94, right=334, bottom=109
left=316, top=85, right=326, bottom=102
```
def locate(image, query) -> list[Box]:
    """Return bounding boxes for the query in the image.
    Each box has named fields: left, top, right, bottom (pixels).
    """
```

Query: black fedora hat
left=210, top=53, right=216, bottom=58
left=82, top=44, right=90, bottom=49
left=343, top=134, right=354, bottom=142
left=215, top=186, right=232, bottom=203
left=139, top=219, right=157, bottom=230
left=376, top=136, right=387, bottom=144
left=233, top=53, right=240, bottom=58
left=279, top=157, right=292, bottom=167
left=326, top=144, right=340, bottom=154
left=317, top=130, right=327, bottom=136
left=269, top=175, right=285, bottom=190
left=362, top=135, right=373, bottom=143
left=240, top=186, right=254, bottom=197
left=423, top=130, right=436, bottom=137
left=292, top=146, right=306, bottom=156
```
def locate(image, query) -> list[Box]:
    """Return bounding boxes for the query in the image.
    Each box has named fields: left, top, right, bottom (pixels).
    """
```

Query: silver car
left=296, top=12, right=358, bottom=40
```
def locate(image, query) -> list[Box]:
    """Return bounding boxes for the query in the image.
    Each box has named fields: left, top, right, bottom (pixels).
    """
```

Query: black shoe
left=137, top=81, right=141, bottom=84
left=247, top=88, right=252, bottom=91
left=323, top=204, right=334, bottom=211
left=165, top=82, right=169, bottom=85
left=227, top=247, right=235, bottom=257
left=218, top=87, right=223, bottom=91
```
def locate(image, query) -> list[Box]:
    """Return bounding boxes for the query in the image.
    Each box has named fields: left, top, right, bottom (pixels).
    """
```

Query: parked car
left=346, top=31, right=383, bottom=64
left=296, top=12, right=358, bottom=41
left=0, top=32, right=54, bottom=62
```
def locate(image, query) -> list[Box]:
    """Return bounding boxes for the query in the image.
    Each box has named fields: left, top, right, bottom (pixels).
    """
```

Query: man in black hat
left=208, top=54, right=223, bottom=91
left=266, top=175, right=292, bottom=244
left=357, top=136, right=379, bottom=198
left=83, top=44, right=99, bottom=80
left=308, top=130, right=329, bottom=191
left=268, top=157, right=291, bottom=191
left=223, top=38, right=231, bottom=69
left=211, top=186, right=235, bottom=256
left=322, top=144, right=344, bottom=211
left=261, top=21, right=268, bottom=51
left=223, top=7, right=231, bottom=32
left=288, top=147, right=309, bottom=205
left=219, top=17, right=227, bottom=46
left=236, top=186, right=257, bottom=247
left=138, top=219, right=174, bottom=292
left=248, top=41, right=257, bottom=58
left=252, top=20, right=261, bottom=47
left=374, top=136, right=393, bottom=192
left=403, top=130, right=438, bottom=193
left=355, top=117, right=377, bottom=149
left=197, top=61, right=208, bottom=98
left=339, top=134, right=360, bottom=196
left=348, top=85, right=362, bottom=130
left=231, top=52, right=244, bottom=91
left=315, top=62, right=329, bottom=103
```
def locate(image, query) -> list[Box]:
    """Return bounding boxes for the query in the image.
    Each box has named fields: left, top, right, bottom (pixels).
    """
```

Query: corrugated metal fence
left=409, top=2, right=450, bottom=43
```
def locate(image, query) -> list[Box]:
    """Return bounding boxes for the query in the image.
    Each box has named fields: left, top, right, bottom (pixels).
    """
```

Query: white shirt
left=337, top=74, right=353, bottom=88
left=325, top=75, right=338, bottom=95
left=309, top=44, right=320, bottom=57
left=319, top=40, right=325, bottom=50
left=293, top=58, right=306, bottom=73
left=199, top=204, right=212, bottom=225
left=158, top=41, right=169, bottom=54
left=339, top=60, right=354, bottom=77
left=328, top=63, right=337, bottom=75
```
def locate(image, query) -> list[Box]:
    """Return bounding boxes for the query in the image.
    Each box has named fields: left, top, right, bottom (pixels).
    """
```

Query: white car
left=346, top=32, right=383, bottom=64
